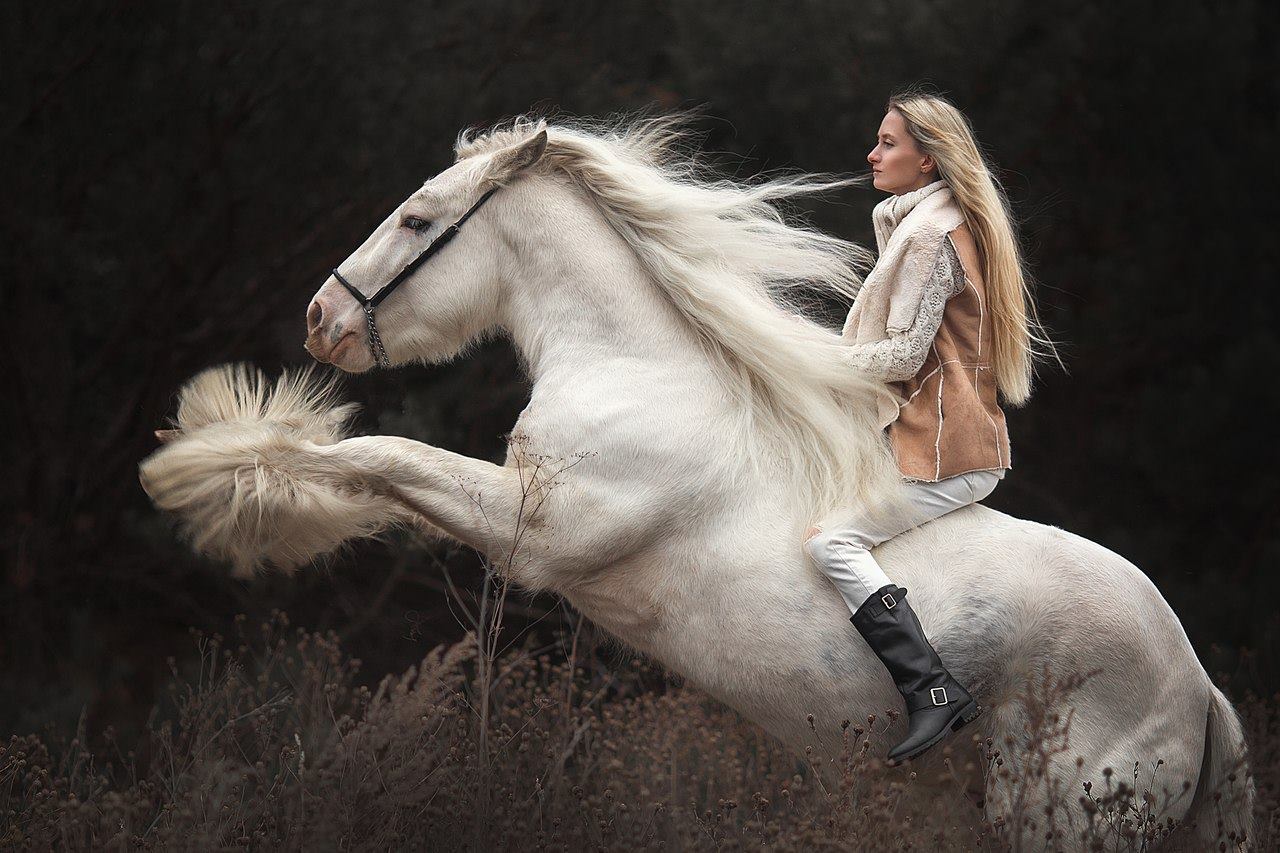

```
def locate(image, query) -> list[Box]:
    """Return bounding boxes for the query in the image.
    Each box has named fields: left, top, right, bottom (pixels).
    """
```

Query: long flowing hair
left=456, top=111, right=908, bottom=521
left=887, top=89, right=1062, bottom=405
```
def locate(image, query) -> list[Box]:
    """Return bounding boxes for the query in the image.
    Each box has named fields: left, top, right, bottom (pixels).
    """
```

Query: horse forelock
left=454, top=111, right=905, bottom=519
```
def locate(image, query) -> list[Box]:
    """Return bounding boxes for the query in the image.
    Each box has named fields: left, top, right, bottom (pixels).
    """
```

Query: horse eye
left=401, top=216, right=431, bottom=232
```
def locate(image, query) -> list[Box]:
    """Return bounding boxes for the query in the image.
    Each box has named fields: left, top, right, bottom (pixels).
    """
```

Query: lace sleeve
left=841, top=236, right=966, bottom=382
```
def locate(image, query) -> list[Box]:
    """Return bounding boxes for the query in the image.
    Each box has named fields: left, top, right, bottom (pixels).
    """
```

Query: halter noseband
left=331, top=185, right=500, bottom=369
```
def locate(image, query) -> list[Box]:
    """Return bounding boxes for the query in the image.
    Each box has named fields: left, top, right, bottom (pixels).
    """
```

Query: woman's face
left=867, top=109, right=937, bottom=195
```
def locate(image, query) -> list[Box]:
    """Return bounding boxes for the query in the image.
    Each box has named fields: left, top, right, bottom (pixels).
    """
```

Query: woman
left=804, top=91, right=1057, bottom=763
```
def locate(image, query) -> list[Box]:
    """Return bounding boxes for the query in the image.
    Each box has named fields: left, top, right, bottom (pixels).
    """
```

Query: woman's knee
left=968, top=470, right=1002, bottom=503
left=803, top=528, right=871, bottom=569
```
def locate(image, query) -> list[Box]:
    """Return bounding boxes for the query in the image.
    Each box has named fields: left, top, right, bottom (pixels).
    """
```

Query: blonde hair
left=887, top=89, right=1063, bottom=405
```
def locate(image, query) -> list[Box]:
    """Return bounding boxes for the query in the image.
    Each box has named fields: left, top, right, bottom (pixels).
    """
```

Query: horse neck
left=497, top=194, right=713, bottom=390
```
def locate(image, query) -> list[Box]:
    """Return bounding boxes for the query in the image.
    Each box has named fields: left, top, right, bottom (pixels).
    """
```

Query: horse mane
left=455, top=111, right=905, bottom=520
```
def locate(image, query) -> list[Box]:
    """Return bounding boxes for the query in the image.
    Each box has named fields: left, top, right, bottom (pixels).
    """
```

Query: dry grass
left=57, top=410, right=1264, bottom=848
left=1, top=607, right=1272, bottom=851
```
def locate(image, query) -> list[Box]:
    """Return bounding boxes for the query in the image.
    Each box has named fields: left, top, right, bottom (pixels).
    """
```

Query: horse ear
left=155, top=429, right=181, bottom=444
left=486, top=129, right=548, bottom=184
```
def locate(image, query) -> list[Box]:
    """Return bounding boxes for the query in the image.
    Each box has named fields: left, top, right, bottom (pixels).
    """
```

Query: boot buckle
left=880, top=592, right=897, bottom=610
left=930, top=687, right=948, bottom=706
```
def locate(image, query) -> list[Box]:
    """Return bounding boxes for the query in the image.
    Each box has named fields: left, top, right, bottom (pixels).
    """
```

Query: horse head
left=304, top=129, right=548, bottom=372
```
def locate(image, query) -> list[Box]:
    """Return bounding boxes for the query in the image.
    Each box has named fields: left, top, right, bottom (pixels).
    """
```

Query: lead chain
left=363, top=304, right=390, bottom=369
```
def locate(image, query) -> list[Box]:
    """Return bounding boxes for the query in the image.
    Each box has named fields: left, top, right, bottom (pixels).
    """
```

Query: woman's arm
left=841, top=235, right=966, bottom=382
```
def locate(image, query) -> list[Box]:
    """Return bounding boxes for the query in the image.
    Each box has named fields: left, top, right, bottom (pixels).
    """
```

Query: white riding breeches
left=804, top=468, right=1006, bottom=615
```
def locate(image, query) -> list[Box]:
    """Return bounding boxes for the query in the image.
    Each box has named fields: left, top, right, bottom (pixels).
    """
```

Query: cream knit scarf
left=840, top=178, right=966, bottom=428
left=840, top=178, right=965, bottom=345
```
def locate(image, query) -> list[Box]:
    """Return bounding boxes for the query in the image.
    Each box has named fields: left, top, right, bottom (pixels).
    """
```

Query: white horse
left=139, top=114, right=1254, bottom=848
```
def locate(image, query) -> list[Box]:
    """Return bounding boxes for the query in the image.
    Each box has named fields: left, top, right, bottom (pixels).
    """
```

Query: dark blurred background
left=3, top=0, right=1277, bottom=740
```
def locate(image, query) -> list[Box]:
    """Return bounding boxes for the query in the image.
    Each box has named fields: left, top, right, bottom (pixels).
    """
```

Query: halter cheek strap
left=332, top=269, right=392, bottom=368
left=332, top=185, right=500, bottom=369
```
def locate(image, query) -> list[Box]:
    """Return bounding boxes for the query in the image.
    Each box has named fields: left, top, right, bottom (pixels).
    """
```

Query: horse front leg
left=326, top=433, right=573, bottom=571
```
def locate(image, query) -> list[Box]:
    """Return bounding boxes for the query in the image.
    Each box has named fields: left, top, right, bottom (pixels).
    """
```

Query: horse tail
left=1181, top=682, right=1255, bottom=850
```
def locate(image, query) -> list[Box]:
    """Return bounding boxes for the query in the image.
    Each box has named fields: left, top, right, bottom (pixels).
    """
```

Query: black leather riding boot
left=849, top=583, right=982, bottom=763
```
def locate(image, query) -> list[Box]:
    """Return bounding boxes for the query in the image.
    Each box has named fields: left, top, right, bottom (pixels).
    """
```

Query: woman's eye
left=401, top=216, right=431, bottom=232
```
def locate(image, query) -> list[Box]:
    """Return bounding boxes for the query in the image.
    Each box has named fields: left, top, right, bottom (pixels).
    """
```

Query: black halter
left=331, top=186, right=500, bottom=368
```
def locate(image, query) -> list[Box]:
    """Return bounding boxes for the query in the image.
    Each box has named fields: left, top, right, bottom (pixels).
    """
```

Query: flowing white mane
left=456, top=113, right=905, bottom=520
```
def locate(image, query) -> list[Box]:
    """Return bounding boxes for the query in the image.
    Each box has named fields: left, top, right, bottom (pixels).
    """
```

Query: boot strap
left=851, top=584, right=909, bottom=622
left=906, top=685, right=952, bottom=713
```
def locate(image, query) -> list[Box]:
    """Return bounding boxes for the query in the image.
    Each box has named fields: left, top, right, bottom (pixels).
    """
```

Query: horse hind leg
left=977, top=685, right=1079, bottom=848
left=980, top=685, right=1214, bottom=851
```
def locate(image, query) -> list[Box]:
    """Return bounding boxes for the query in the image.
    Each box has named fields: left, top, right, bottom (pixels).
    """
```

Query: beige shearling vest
left=888, top=221, right=1012, bottom=481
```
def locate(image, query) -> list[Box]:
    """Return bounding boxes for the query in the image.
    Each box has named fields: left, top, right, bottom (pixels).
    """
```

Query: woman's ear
left=921, top=154, right=937, bottom=176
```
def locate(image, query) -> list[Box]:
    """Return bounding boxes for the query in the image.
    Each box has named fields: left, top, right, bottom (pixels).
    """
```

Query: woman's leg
left=968, top=468, right=1002, bottom=502
left=804, top=471, right=990, bottom=615
left=803, top=469, right=1004, bottom=763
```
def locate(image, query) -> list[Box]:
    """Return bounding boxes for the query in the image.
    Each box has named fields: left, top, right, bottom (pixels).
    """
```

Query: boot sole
left=888, top=700, right=983, bottom=765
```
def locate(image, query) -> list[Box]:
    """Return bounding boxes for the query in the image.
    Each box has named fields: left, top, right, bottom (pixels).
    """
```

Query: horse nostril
left=307, top=300, right=324, bottom=334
